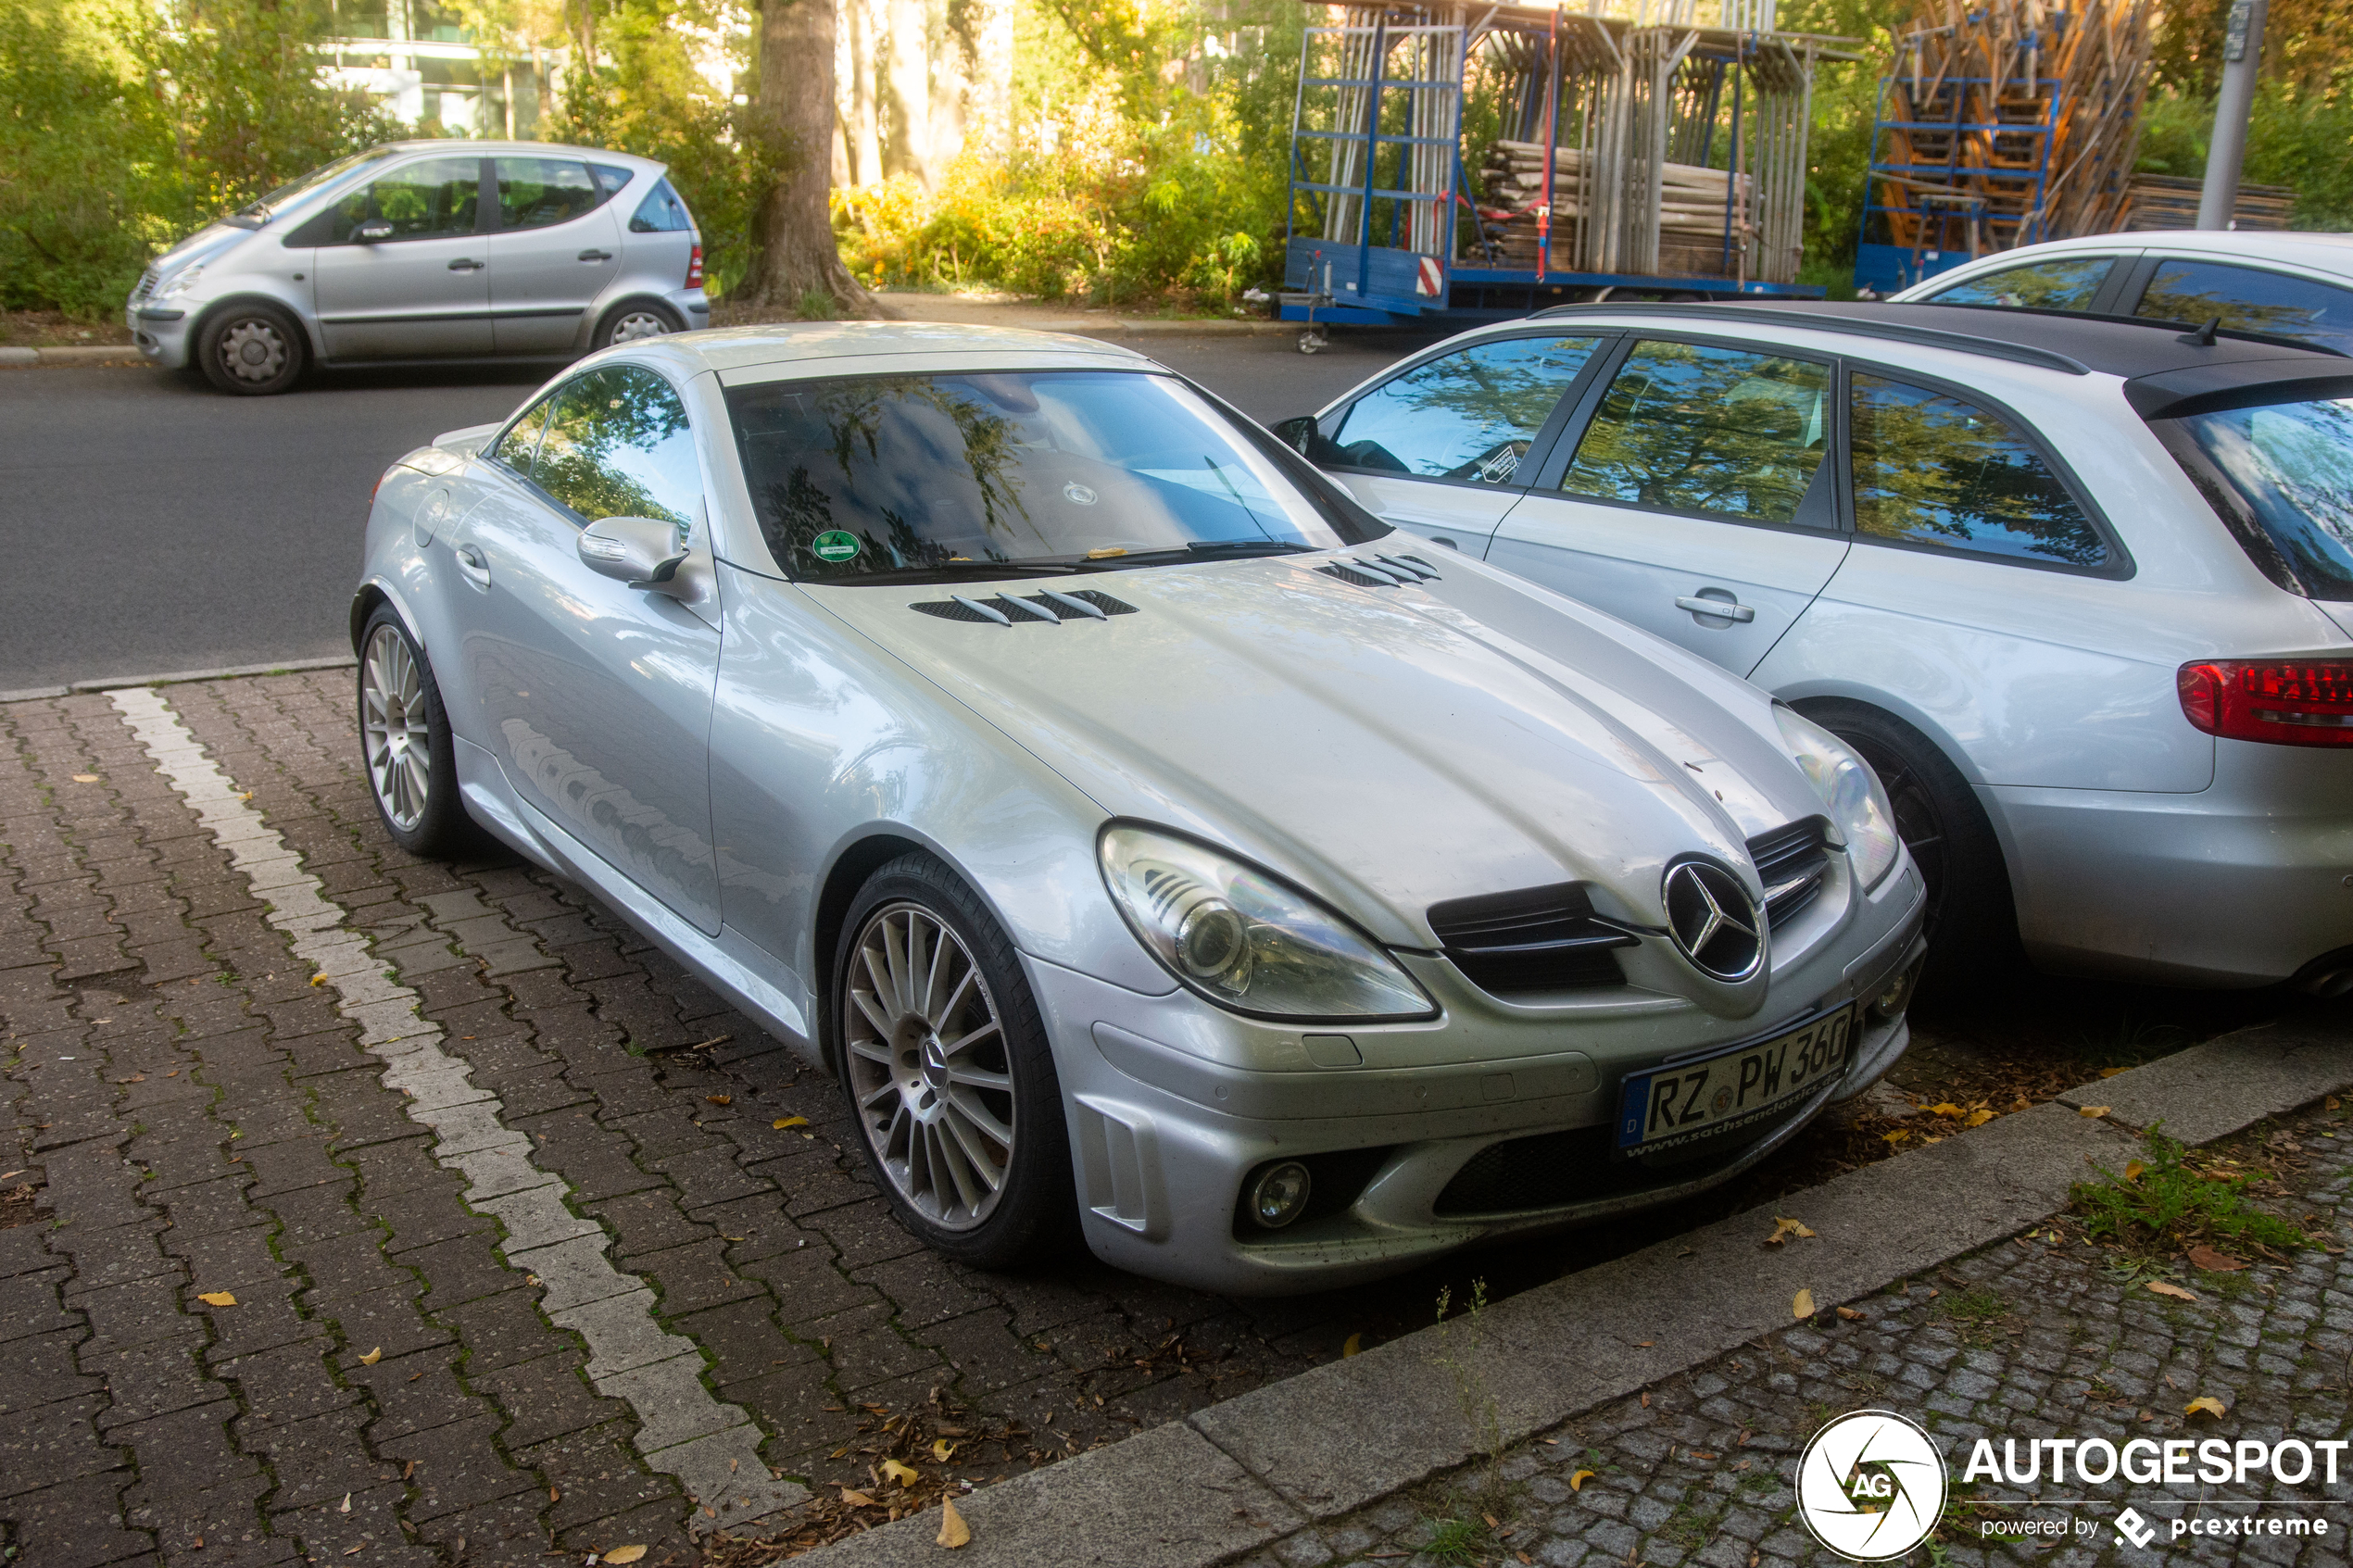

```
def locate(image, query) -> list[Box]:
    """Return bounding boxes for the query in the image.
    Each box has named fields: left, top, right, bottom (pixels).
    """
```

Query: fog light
left=1870, top=960, right=1921, bottom=1021
left=1248, top=1160, right=1313, bottom=1229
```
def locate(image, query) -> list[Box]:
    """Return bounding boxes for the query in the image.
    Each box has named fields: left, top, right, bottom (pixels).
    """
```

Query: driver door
left=310, top=154, right=492, bottom=359
left=444, top=363, right=724, bottom=931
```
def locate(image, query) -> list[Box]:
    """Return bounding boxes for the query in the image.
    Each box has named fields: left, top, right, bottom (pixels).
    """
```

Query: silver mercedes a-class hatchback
left=352, top=321, right=1927, bottom=1292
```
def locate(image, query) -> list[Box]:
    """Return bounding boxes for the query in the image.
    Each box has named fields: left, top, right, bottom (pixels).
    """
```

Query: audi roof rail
left=1527, top=301, right=2095, bottom=375
left=1906, top=299, right=2347, bottom=358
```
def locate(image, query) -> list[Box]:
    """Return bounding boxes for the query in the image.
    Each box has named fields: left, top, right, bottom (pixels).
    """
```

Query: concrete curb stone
left=0, top=343, right=145, bottom=366
left=3, top=657, right=358, bottom=707
left=795, top=1015, right=2353, bottom=1567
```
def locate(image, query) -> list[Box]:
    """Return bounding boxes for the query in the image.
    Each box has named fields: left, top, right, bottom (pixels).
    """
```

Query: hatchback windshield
left=725, top=371, right=1362, bottom=580
left=2171, top=393, right=2353, bottom=599
left=233, top=146, right=401, bottom=224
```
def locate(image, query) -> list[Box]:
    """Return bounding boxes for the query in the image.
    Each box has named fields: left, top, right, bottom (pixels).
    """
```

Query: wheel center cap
left=241, top=340, right=268, bottom=364
left=919, top=1037, right=949, bottom=1090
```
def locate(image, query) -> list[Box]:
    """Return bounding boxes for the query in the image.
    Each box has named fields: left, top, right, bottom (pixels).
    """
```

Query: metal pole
left=1539, top=8, right=1558, bottom=282
left=2197, top=0, right=2266, bottom=231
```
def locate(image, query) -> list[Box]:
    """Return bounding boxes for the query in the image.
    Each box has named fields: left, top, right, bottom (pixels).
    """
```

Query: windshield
left=233, top=146, right=401, bottom=224
left=2168, top=394, right=2353, bottom=600
left=725, top=370, right=1365, bottom=581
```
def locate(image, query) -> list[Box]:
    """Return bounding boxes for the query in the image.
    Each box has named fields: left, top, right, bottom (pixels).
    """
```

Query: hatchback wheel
left=197, top=303, right=306, bottom=395
left=358, top=608, right=479, bottom=858
left=835, top=855, right=1073, bottom=1267
left=594, top=303, right=680, bottom=348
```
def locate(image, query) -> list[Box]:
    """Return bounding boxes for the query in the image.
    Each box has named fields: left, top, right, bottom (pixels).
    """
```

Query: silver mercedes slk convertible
left=353, top=321, right=1928, bottom=1293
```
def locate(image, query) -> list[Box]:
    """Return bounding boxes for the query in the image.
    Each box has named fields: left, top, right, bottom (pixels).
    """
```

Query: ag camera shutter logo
left=1795, top=1410, right=1948, bottom=1561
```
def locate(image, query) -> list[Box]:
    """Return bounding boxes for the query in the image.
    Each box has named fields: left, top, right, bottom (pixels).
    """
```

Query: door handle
left=447, top=257, right=484, bottom=271
left=576, top=248, right=613, bottom=262
left=453, top=543, right=492, bottom=588
left=1675, top=594, right=1755, bottom=623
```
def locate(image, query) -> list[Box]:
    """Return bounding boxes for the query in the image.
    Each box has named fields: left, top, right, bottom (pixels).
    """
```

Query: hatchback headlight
left=1773, top=708, right=1902, bottom=890
left=156, top=265, right=205, bottom=300
left=1100, top=825, right=1434, bottom=1021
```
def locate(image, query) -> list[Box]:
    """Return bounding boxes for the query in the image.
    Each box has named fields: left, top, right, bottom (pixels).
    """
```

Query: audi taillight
left=2178, top=659, right=2353, bottom=747
left=685, top=244, right=703, bottom=290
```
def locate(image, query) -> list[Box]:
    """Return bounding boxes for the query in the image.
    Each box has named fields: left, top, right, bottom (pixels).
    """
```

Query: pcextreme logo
left=1793, top=1410, right=1948, bottom=1562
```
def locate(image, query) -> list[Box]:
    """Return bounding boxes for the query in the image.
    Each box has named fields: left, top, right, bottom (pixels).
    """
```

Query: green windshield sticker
left=811, top=531, right=862, bottom=563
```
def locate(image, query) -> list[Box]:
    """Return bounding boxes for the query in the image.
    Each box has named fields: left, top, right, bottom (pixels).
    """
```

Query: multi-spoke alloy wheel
left=218, top=317, right=289, bottom=384
left=361, top=623, right=432, bottom=833
left=606, top=309, right=673, bottom=344
left=843, top=901, right=1016, bottom=1231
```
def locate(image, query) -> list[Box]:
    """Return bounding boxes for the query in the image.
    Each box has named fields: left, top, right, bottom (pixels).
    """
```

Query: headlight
left=1099, top=825, right=1434, bottom=1021
left=156, top=265, right=205, bottom=300
left=1773, top=707, right=1902, bottom=890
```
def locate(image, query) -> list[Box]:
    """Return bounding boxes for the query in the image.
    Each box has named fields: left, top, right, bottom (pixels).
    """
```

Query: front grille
left=1746, top=817, right=1830, bottom=930
left=1427, top=882, right=1636, bottom=995
left=909, top=589, right=1137, bottom=624
left=130, top=267, right=159, bottom=304
left=1432, top=1113, right=1780, bottom=1216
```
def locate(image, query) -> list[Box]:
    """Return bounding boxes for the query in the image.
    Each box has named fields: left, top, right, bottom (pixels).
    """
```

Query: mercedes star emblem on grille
left=1662, top=860, right=1764, bottom=981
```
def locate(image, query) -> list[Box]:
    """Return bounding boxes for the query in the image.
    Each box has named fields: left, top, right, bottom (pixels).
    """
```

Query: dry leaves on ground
left=358, top=1347, right=382, bottom=1364
left=2145, top=1280, right=2198, bottom=1302
left=2185, top=1397, right=2228, bottom=1420
left=197, top=1291, right=236, bottom=1307
left=936, top=1498, right=971, bottom=1549
left=772, top=1116, right=808, bottom=1130
left=1792, top=1289, right=1815, bottom=1319
left=1569, top=1469, right=1595, bottom=1492
left=2186, top=1244, right=2246, bottom=1273
left=1764, top=1216, right=1815, bottom=1246
left=602, top=1549, right=648, bottom=1565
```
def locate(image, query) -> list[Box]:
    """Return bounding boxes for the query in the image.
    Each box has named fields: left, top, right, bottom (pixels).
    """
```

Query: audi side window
left=1923, top=257, right=2114, bottom=311
left=321, top=157, right=479, bottom=244
left=2134, top=260, right=2353, bottom=355
left=1561, top=341, right=1829, bottom=524
left=490, top=393, right=556, bottom=479
left=495, top=157, right=601, bottom=232
left=1849, top=373, right=2113, bottom=569
left=533, top=367, right=701, bottom=529
left=1329, top=336, right=1602, bottom=484
left=630, top=178, right=695, bottom=233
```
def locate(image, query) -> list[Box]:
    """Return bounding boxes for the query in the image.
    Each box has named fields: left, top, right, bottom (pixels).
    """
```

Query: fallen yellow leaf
left=773, top=1116, right=808, bottom=1130
left=2187, top=1244, right=2247, bottom=1273
left=1881, top=1129, right=1909, bottom=1145
left=71, top=773, right=100, bottom=784
left=839, top=1486, right=876, bottom=1507
left=2079, top=1105, right=2111, bottom=1119
left=359, top=1347, right=382, bottom=1365
left=2146, top=1280, right=2198, bottom=1302
left=1964, top=1109, right=1995, bottom=1128
left=309, top=973, right=329, bottom=986
left=1765, top=1216, right=1815, bottom=1246
left=932, top=1437, right=957, bottom=1461
left=197, top=1291, right=237, bottom=1307
left=2100, top=1066, right=2128, bottom=1078
left=937, top=1495, right=972, bottom=1549
left=1342, top=1333, right=1362, bottom=1357
left=1836, top=1306, right=1864, bottom=1321
left=1927, top=1102, right=1963, bottom=1118
left=337, top=1493, right=351, bottom=1514
left=1569, top=1469, right=1595, bottom=1492
left=2185, top=1396, right=2228, bottom=1420
left=707, top=1094, right=732, bottom=1106
left=602, top=1549, right=648, bottom=1565
left=2125, top=1159, right=2145, bottom=1181
left=881, top=1458, right=918, bottom=1487
left=1793, top=1288, right=1815, bottom=1319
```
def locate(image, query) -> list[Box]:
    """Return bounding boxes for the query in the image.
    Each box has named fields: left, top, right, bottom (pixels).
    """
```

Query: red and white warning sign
left=1415, top=256, right=1444, bottom=297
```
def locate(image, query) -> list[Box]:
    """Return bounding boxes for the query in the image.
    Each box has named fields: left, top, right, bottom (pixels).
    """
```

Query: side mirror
left=355, top=220, right=395, bottom=242
left=578, top=516, right=688, bottom=591
left=1270, top=415, right=1319, bottom=455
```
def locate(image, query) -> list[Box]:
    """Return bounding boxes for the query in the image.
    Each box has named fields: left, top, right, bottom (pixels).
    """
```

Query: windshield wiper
left=829, top=558, right=1111, bottom=585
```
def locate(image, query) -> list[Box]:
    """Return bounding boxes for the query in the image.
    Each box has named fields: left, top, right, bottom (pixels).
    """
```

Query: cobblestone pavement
left=1230, top=1105, right=2353, bottom=1568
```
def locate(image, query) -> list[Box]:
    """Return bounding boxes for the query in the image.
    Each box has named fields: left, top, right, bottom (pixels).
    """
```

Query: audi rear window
left=2158, top=394, right=2353, bottom=600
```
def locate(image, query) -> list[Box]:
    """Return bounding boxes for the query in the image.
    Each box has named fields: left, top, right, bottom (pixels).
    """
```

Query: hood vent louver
left=1427, top=882, right=1638, bottom=995
left=1317, top=553, right=1441, bottom=588
left=910, top=588, right=1138, bottom=625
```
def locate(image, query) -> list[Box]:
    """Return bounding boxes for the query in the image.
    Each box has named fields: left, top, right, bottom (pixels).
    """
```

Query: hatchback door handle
left=576, top=248, right=613, bottom=262
left=453, top=543, right=492, bottom=587
left=447, top=257, right=484, bottom=271
left=1676, top=594, right=1755, bottom=623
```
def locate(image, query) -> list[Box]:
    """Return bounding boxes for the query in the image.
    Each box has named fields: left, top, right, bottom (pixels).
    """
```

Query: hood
left=801, top=552, right=1828, bottom=947
left=152, top=220, right=250, bottom=277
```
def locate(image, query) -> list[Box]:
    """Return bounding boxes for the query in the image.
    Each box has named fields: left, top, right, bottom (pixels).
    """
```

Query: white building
left=317, top=1, right=566, bottom=138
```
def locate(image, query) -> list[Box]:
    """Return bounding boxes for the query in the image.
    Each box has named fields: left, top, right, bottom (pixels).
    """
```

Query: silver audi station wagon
left=353, top=322, right=1926, bottom=1291
left=129, top=141, right=707, bottom=395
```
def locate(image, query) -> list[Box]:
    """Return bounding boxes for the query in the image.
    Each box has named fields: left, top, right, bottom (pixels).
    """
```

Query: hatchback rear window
left=630, top=179, right=695, bottom=233
left=2163, top=394, right=2353, bottom=600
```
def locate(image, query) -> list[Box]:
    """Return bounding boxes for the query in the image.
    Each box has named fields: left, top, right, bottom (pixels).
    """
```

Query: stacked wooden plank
left=1479, top=139, right=1752, bottom=269
left=2117, top=173, right=2296, bottom=232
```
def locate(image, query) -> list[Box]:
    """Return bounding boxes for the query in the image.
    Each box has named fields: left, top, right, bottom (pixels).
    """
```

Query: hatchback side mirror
left=355, top=220, right=395, bottom=242
left=578, top=515, right=688, bottom=591
left=1271, top=414, right=1344, bottom=466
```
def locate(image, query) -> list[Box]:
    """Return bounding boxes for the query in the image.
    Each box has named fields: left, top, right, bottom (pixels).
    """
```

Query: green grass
left=2071, top=1127, right=2309, bottom=1258
left=1422, top=1516, right=1487, bottom=1566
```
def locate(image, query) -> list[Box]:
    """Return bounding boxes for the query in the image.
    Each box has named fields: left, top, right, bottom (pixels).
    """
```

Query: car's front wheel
left=834, top=854, right=1074, bottom=1268
left=358, top=608, right=480, bottom=858
left=196, top=302, right=307, bottom=395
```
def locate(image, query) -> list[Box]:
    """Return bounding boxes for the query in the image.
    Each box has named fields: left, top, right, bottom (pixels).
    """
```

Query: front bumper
left=1032, top=854, right=1928, bottom=1294
left=128, top=302, right=193, bottom=369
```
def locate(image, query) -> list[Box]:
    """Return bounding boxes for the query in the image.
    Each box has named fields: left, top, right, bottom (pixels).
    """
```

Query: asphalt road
left=0, top=329, right=1441, bottom=694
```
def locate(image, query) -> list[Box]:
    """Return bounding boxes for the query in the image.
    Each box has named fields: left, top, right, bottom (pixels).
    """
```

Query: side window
left=2133, top=260, right=2353, bottom=355
left=1330, top=335, right=1603, bottom=483
left=534, top=367, right=702, bottom=528
left=1561, top=340, right=1829, bottom=524
left=322, top=156, right=479, bottom=244
left=1923, top=257, right=2114, bottom=311
left=490, top=393, right=555, bottom=479
left=590, top=163, right=635, bottom=202
left=1849, top=373, right=2112, bottom=569
left=630, top=178, right=695, bottom=233
left=495, top=158, right=601, bottom=232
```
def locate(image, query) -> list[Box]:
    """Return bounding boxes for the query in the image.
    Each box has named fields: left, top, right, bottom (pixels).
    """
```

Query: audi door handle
left=447, top=257, right=484, bottom=271
left=1675, top=594, right=1755, bottom=622
left=453, top=543, right=492, bottom=587
left=576, top=248, right=613, bottom=262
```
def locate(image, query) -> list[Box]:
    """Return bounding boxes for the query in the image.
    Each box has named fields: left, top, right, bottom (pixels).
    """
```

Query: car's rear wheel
left=197, top=302, right=307, bottom=395
left=593, top=301, right=682, bottom=348
left=1807, top=701, right=2020, bottom=997
left=358, top=608, right=479, bottom=858
left=834, top=854, right=1074, bottom=1268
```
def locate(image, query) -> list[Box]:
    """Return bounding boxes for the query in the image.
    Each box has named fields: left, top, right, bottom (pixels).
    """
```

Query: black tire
left=356, top=607, right=482, bottom=859
left=591, top=299, right=685, bottom=349
left=833, top=853, right=1076, bottom=1269
left=1803, top=700, right=2021, bottom=997
left=196, top=301, right=307, bottom=395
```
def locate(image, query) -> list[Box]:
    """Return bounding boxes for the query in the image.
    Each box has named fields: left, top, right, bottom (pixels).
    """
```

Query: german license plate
left=1614, top=1003, right=1858, bottom=1154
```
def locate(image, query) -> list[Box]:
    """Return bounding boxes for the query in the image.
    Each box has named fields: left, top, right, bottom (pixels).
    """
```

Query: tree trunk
left=744, top=0, right=885, bottom=316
